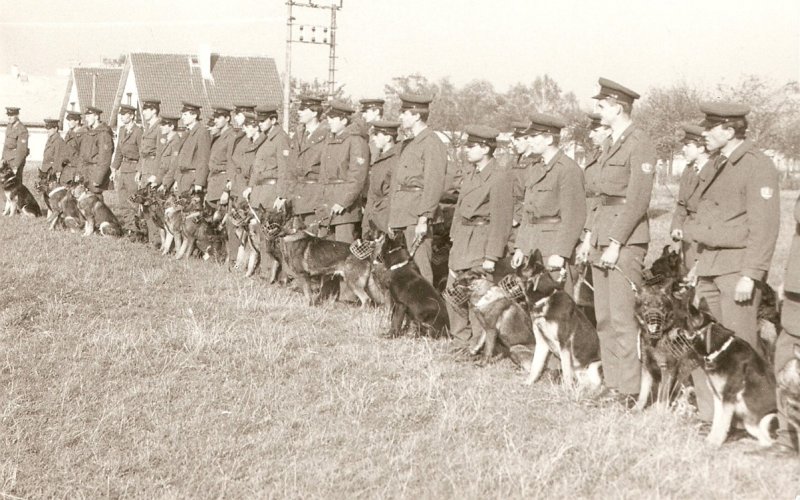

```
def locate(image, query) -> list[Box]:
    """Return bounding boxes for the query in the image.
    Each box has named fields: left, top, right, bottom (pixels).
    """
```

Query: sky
left=1, top=0, right=798, bottom=106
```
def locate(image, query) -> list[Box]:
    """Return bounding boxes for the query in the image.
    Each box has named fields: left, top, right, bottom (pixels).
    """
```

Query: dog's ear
left=662, top=245, right=672, bottom=257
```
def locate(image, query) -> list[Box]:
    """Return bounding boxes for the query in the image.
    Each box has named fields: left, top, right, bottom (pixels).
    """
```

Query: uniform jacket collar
left=411, top=126, right=434, bottom=144
left=528, top=149, right=562, bottom=185
left=727, top=139, right=756, bottom=165
left=267, top=125, right=282, bottom=142
left=603, top=123, right=637, bottom=161
left=299, top=122, right=329, bottom=152
left=327, top=126, right=354, bottom=145
left=460, top=159, right=497, bottom=196
left=249, top=133, right=267, bottom=151
left=375, top=144, right=400, bottom=163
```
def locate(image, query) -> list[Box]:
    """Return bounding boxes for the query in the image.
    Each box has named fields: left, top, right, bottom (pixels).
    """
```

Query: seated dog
left=161, top=190, right=190, bottom=255
left=685, top=319, right=777, bottom=447
left=378, top=230, right=449, bottom=338
left=129, top=186, right=167, bottom=247
left=452, top=269, right=534, bottom=367
left=777, top=344, right=800, bottom=439
left=36, top=170, right=83, bottom=232
left=518, top=250, right=601, bottom=390
left=177, top=193, right=226, bottom=262
left=258, top=207, right=290, bottom=284
left=222, top=198, right=260, bottom=275
left=280, top=214, right=379, bottom=307
left=1, top=162, right=42, bottom=217
left=71, top=183, right=121, bottom=237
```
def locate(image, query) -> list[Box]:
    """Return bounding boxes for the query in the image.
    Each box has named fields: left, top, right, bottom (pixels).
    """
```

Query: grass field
left=1, top=166, right=799, bottom=498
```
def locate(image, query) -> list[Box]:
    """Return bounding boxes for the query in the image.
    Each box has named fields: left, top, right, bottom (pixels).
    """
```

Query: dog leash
left=591, top=262, right=639, bottom=293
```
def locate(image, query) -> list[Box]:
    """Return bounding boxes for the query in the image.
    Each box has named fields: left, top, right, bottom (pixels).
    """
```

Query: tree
left=636, top=82, right=705, bottom=162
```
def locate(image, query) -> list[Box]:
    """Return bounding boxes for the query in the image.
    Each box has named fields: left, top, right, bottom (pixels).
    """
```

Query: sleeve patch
left=760, top=187, right=774, bottom=200
left=641, top=162, right=653, bottom=174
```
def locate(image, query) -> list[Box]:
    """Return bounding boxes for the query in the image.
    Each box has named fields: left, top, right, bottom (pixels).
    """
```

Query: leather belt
left=397, top=185, right=422, bottom=192
left=600, top=195, right=627, bottom=206
left=143, top=153, right=157, bottom=159
left=461, top=216, right=489, bottom=226
left=257, top=178, right=278, bottom=185
left=180, top=168, right=196, bottom=172
left=325, top=179, right=346, bottom=184
left=586, top=191, right=601, bottom=199
left=210, top=170, right=227, bottom=175
left=527, top=215, right=561, bottom=224
left=122, top=157, right=139, bottom=163
left=297, top=179, right=318, bottom=184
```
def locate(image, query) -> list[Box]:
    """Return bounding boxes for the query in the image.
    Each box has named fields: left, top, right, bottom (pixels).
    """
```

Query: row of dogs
left=4, top=165, right=800, bottom=450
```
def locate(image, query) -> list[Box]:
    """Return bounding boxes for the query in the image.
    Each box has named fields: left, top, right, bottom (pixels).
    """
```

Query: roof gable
left=65, top=67, right=123, bottom=117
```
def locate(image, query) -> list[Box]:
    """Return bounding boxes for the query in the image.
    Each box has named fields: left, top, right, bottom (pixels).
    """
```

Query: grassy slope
left=1, top=171, right=799, bottom=498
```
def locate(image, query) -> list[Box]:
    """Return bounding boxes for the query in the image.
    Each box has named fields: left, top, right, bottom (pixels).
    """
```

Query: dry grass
left=0, top=168, right=798, bottom=498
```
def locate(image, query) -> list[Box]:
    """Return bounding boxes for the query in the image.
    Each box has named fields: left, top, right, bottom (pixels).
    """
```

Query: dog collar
left=48, top=186, right=67, bottom=197
left=389, top=260, right=410, bottom=271
left=705, top=336, right=734, bottom=364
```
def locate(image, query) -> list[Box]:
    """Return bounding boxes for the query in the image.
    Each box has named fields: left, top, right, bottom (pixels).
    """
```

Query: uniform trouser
left=444, top=269, right=486, bottom=345
left=691, top=273, right=764, bottom=421
left=592, top=244, right=647, bottom=394
left=396, top=225, right=433, bottom=284
left=139, top=157, right=158, bottom=186
left=115, top=168, right=138, bottom=208
left=774, top=297, right=800, bottom=449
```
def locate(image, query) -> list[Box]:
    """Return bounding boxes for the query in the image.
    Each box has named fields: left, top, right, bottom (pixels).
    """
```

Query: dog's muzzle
left=643, top=309, right=666, bottom=339
left=265, top=222, right=282, bottom=238
left=498, top=274, right=525, bottom=302
left=349, top=239, right=376, bottom=260
left=442, top=284, right=469, bottom=309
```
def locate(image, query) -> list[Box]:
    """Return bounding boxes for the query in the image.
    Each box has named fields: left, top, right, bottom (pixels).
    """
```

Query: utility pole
left=283, top=1, right=344, bottom=131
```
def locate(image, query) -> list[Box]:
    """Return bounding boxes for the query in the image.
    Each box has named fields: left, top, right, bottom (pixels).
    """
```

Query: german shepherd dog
left=176, top=193, right=226, bottom=262
left=35, top=170, right=84, bottom=232
left=70, top=183, right=122, bottom=237
left=777, top=344, right=800, bottom=438
left=379, top=230, right=449, bottom=338
left=518, top=250, right=602, bottom=389
left=685, top=318, right=777, bottom=447
left=452, top=269, right=534, bottom=366
left=279, top=214, right=379, bottom=307
left=1, top=162, right=42, bottom=217
left=129, top=185, right=167, bottom=247
left=257, top=207, right=290, bottom=284
left=162, top=190, right=190, bottom=255
left=222, top=197, right=260, bottom=275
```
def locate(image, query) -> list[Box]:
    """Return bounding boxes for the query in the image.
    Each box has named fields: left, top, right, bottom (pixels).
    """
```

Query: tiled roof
left=112, top=52, right=282, bottom=122
left=59, top=67, right=123, bottom=119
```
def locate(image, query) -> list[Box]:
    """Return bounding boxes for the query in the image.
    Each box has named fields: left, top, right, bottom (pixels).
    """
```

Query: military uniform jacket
left=230, top=131, right=253, bottom=197
left=204, top=126, right=237, bottom=199
left=388, top=126, right=447, bottom=228
left=669, top=158, right=708, bottom=233
left=111, top=124, right=143, bottom=173
left=319, top=127, right=369, bottom=225
left=510, top=153, right=538, bottom=225
left=64, top=127, right=83, bottom=167
left=287, top=121, right=329, bottom=215
left=78, top=123, right=115, bottom=188
left=685, top=140, right=780, bottom=281
left=516, top=150, right=586, bottom=259
left=362, top=144, right=399, bottom=233
left=785, top=194, right=800, bottom=294
left=248, top=126, right=290, bottom=210
left=139, top=117, right=162, bottom=177
left=2, top=120, right=29, bottom=171
left=176, top=122, right=211, bottom=188
left=583, top=148, right=603, bottom=233
left=158, top=133, right=183, bottom=187
left=589, top=124, right=655, bottom=247
left=448, top=159, right=513, bottom=270
left=42, top=132, right=69, bottom=174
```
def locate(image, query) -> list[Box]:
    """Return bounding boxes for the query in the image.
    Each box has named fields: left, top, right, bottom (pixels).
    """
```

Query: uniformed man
left=511, top=113, right=586, bottom=295
left=317, top=101, right=369, bottom=243
left=2, top=107, right=29, bottom=177
left=157, top=115, right=183, bottom=190
left=110, top=104, right=142, bottom=206
left=63, top=111, right=83, bottom=182
left=230, top=106, right=257, bottom=206
left=40, top=118, right=69, bottom=180
left=589, top=78, right=656, bottom=402
left=139, top=99, right=162, bottom=187
left=175, top=102, right=211, bottom=194
left=276, top=96, right=329, bottom=222
left=576, top=113, right=612, bottom=264
left=362, top=120, right=401, bottom=236
left=684, top=102, right=780, bottom=422
left=244, top=105, right=290, bottom=211
left=444, top=125, right=513, bottom=345
left=204, top=106, right=237, bottom=203
left=359, top=98, right=385, bottom=163
left=77, top=106, right=115, bottom=194
left=388, top=93, right=447, bottom=283
left=670, top=123, right=711, bottom=271
left=507, top=120, right=535, bottom=249
left=233, top=104, right=255, bottom=130
left=757, top=193, right=800, bottom=457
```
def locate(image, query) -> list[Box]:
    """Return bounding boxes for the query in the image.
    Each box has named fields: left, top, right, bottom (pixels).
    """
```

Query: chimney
left=197, top=44, right=213, bottom=81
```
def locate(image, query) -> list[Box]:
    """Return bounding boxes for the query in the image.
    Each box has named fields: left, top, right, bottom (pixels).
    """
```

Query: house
left=59, top=67, right=124, bottom=128
left=109, top=52, right=283, bottom=127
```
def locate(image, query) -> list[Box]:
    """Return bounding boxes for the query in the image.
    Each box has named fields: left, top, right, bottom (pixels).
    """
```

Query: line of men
left=3, top=75, right=798, bottom=456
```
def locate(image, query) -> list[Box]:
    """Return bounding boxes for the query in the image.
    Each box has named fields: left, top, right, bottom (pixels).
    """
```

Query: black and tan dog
left=161, top=191, right=190, bottom=255
left=221, top=197, right=261, bottom=275
left=129, top=185, right=167, bottom=247
left=176, top=193, right=226, bottom=262
left=279, top=214, right=379, bottom=307
left=257, top=207, right=290, bottom=284
left=41, top=177, right=84, bottom=232
left=71, top=183, right=122, bottom=237
left=1, top=162, right=42, bottom=217
left=686, top=319, right=777, bottom=447
left=518, top=250, right=602, bottom=389
left=379, top=231, right=449, bottom=338
left=453, top=269, right=534, bottom=366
